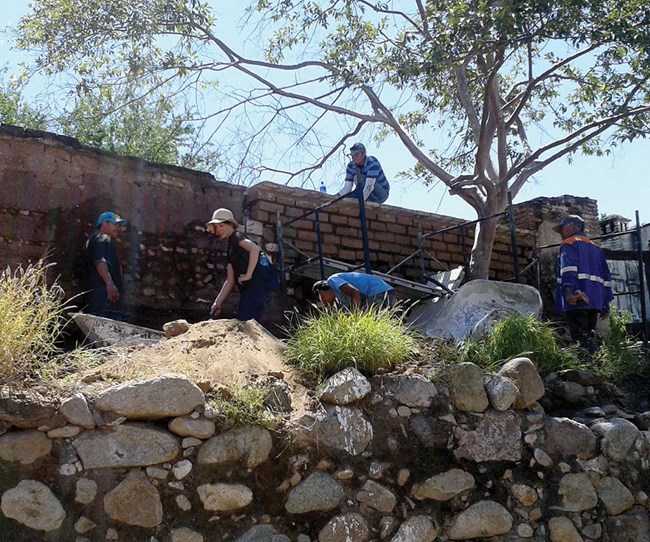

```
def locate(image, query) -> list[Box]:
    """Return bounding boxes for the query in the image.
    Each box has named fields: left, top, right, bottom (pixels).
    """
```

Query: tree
left=56, top=86, right=221, bottom=170
left=0, top=78, right=48, bottom=129
left=16, top=0, right=650, bottom=278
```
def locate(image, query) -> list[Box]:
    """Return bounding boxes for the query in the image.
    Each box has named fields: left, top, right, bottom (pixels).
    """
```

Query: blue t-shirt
left=327, top=272, right=393, bottom=303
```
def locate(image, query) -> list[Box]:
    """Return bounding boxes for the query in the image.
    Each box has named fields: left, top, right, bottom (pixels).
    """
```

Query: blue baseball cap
left=96, top=211, right=126, bottom=228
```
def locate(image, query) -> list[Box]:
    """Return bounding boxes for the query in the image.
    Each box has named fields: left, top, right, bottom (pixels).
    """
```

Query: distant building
left=599, top=215, right=650, bottom=325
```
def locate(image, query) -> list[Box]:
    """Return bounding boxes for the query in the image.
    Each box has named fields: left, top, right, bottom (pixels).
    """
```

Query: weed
left=594, top=310, right=649, bottom=381
left=284, top=304, right=416, bottom=381
left=207, top=385, right=283, bottom=430
left=0, top=260, right=71, bottom=382
left=460, top=313, right=582, bottom=374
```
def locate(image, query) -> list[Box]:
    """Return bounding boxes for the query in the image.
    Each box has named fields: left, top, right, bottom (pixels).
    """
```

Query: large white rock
left=197, top=483, right=253, bottom=512
left=103, top=471, right=163, bottom=528
left=0, top=429, right=52, bottom=464
left=407, top=280, right=542, bottom=340
left=1, top=480, right=65, bottom=531
left=197, top=425, right=272, bottom=468
left=95, top=375, right=205, bottom=419
left=446, top=500, right=513, bottom=539
left=285, top=471, right=344, bottom=514
left=73, top=423, right=180, bottom=469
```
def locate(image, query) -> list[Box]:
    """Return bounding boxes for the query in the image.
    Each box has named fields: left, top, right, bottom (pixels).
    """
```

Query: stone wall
left=1, top=358, right=649, bottom=541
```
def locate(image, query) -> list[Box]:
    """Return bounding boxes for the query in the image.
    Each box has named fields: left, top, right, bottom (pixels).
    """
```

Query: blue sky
left=1, top=2, right=647, bottom=226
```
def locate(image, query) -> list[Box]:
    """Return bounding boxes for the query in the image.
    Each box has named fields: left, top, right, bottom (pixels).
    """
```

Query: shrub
left=284, top=304, right=416, bottom=381
left=207, top=385, right=282, bottom=430
left=460, top=313, right=580, bottom=374
left=0, top=261, right=71, bottom=381
left=594, top=309, right=649, bottom=381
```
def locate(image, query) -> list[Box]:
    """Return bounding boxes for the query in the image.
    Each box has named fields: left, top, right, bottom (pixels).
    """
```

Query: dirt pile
left=86, top=319, right=311, bottom=415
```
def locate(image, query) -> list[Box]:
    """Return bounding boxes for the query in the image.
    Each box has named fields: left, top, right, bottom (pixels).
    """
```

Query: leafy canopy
left=15, top=0, right=650, bottom=276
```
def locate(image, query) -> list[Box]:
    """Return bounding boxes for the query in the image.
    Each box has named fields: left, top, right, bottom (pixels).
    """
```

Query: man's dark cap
left=553, top=214, right=585, bottom=232
left=312, top=280, right=330, bottom=293
left=349, top=142, right=366, bottom=156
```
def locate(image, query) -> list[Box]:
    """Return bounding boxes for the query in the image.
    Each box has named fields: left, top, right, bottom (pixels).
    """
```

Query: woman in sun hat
left=206, top=208, right=277, bottom=321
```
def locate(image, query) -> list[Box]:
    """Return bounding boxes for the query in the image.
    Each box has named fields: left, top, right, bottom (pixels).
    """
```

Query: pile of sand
left=86, top=319, right=311, bottom=414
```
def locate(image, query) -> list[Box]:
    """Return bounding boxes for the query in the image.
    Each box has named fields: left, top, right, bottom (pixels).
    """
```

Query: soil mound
left=86, top=319, right=311, bottom=414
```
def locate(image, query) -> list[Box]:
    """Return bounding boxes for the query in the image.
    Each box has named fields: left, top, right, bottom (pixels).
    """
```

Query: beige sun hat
left=207, top=208, right=239, bottom=228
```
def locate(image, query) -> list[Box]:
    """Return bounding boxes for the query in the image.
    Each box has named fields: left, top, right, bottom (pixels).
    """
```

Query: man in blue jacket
left=337, top=142, right=390, bottom=204
left=554, top=214, right=613, bottom=352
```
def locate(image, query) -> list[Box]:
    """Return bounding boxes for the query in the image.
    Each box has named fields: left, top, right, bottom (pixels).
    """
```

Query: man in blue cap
left=84, top=211, right=127, bottom=320
left=337, top=142, right=390, bottom=203
left=554, top=214, right=613, bottom=352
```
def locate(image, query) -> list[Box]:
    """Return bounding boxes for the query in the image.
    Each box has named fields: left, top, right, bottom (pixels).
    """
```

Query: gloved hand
left=566, top=290, right=590, bottom=305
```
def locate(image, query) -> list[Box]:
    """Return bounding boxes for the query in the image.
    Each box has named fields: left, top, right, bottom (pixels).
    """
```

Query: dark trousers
left=565, top=309, right=599, bottom=352
left=237, top=281, right=269, bottom=321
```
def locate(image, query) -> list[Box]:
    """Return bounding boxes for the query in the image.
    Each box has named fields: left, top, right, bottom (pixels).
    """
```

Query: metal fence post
left=635, top=211, right=648, bottom=345
left=315, top=209, right=325, bottom=279
left=507, top=191, right=521, bottom=283
left=276, top=210, right=288, bottom=309
left=358, top=191, right=372, bottom=274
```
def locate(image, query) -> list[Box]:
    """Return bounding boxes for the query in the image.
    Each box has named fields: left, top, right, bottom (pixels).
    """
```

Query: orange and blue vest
left=555, top=233, right=613, bottom=312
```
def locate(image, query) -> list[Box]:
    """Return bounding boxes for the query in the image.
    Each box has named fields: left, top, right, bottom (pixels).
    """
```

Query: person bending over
left=312, top=272, right=394, bottom=309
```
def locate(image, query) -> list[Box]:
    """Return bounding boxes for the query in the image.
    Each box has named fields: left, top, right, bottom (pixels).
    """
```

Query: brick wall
left=246, top=183, right=535, bottom=285
left=0, top=124, right=246, bottom=327
left=2, top=124, right=601, bottom=329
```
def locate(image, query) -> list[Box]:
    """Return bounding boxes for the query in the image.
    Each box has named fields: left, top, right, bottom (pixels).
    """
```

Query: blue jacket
left=554, top=233, right=613, bottom=312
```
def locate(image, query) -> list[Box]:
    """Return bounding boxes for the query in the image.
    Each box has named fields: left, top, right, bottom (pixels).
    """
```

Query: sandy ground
left=81, top=319, right=311, bottom=415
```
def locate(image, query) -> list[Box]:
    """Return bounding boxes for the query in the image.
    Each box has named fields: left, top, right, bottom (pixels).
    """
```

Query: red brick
left=374, top=232, right=396, bottom=243
left=298, top=230, right=319, bottom=242
left=258, top=201, right=284, bottom=213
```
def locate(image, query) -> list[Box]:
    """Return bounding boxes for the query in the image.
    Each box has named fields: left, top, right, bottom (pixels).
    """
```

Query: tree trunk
left=467, top=216, right=498, bottom=280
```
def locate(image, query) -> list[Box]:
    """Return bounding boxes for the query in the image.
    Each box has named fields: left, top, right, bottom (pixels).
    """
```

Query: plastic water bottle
left=319, top=181, right=327, bottom=193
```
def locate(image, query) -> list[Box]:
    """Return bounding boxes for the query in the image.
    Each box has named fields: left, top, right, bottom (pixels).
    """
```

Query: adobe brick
left=443, top=233, right=459, bottom=243
left=344, top=238, right=364, bottom=249
left=330, top=214, right=349, bottom=225
left=295, top=240, right=316, bottom=252
left=291, top=219, right=316, bottom=230
left=336, top=227, right=358, bottom=237
left=298, top=230, right=319, bottom=242
left=253, top=201, right=282, bottom=214
left=338, top=249, right=357, bottom=261
left=374, top=232, right=395, bottom=243
left=322, top=243, right=339, bottom=253
left=250, top=210, right=270, bottom=223
left=386, top=223, right=407, bottom=235
left=282, top=207, right=305, bottom=219
left=338, top=205, right=361, bottom=217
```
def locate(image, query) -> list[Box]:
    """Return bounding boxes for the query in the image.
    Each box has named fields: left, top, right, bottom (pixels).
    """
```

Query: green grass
left=459, top=313, right=582, bottom=374
left=284, top=304, right=416, bottom=381
left=0, top=260, right=70, bottom=382
left=0, top=259, right=104, bottom=383
left=594, top=309, right=650, bottom=381
left=207, top=385, right=283, bottom=430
